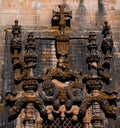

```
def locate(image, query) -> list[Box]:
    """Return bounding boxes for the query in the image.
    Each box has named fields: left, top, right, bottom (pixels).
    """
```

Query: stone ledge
left=5, top=26, right=103, bottom=39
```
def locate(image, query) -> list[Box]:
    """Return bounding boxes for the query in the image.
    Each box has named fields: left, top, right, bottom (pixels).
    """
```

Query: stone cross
left=53, top=4, right=72, bottom=32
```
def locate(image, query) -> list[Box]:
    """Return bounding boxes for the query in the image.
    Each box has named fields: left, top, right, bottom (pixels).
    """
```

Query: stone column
left=85, top=32, right=104, bottom=128
left=91, top=91, right=104, bottom=128
left=23, top=32, right=38, bottom=128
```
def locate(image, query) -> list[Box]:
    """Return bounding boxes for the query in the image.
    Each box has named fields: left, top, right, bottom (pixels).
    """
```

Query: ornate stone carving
left=6, top=15, right=117, bottom=128
left=6, top=91, right=46, bottom=121
left=79, top=91, right=117, bottom=118
left=24, top=32, right=37, bottom=65
left=6, top=24, right=46, bottom=124
left=39, top=80, right=59, bottom=103
left=10, top=20, right=22, bottom=63
left=52, top=4, right=72, bottom=30
left=38, top=26, right=84, bottom=112
left=84, top=27, right=117, bottom=127
left=101, top=22, right=113, bottom=70
left=13, top=60, right=27, bottom=84
left=67, top=105, right=80, bottom=121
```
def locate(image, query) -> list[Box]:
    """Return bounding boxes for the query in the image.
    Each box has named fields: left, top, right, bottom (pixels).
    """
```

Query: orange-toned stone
left=103, top=0, right=116, bottom=4
left=2, top=1, right=11, bottom=8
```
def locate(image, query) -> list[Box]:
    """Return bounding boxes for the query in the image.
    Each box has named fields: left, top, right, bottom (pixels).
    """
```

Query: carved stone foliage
left=79, top=91, right=117, bottom=118
left=83, top=22, right=117, bottom=127
left=5, top=7, right=117, bottom=128
left=6, top=21, right=46, bottom=124
left=38, top=19, right=84, bottom=121
left=85, top=28, right=113, bottom=85
left=6, top=18, right=84, bottom=125
left=101, top=22, right=113, bottom=70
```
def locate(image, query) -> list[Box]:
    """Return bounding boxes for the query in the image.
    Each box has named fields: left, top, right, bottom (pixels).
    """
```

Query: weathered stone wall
left=0, top=0, right=120, bottom=127
left=0, top=0, right=120, bottom=28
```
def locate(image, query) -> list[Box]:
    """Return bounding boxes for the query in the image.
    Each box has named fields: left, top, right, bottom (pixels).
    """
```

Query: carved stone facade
left=2, top=4, right=119, bottom=128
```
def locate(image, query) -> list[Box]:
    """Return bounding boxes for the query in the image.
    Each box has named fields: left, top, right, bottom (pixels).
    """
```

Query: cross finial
left=58, top=4, right=66, bottom=33
left=52, top=4, right=72, bottom=32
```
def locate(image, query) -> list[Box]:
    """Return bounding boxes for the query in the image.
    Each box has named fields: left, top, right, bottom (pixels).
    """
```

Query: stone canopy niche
left=4, top=4, right=118, bottom=128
